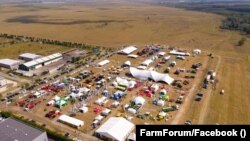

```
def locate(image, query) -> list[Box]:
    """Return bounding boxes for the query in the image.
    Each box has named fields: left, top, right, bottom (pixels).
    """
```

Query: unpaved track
left=198, top=55, right=221, bottom=124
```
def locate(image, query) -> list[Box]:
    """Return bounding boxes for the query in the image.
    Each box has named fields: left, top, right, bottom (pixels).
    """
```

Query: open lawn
left=0, top=2, right=249, bottom=124
left=0, top=40, right=70, bottom=59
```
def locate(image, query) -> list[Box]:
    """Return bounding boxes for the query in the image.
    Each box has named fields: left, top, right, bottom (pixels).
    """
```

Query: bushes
left=0, top=111, right=72, bottom=141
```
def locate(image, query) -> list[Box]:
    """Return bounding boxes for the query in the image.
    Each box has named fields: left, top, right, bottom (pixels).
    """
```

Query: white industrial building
left=118, top=46, right=137, bottom=55
left=58, top=115, right=84, bottom=128
left=18, top=53, right=63, bottom=71
left=19, top=53, right=42, bottom=61
left=95, top=117, right=135, bottom=141
left=0, top=59, right=21, bottom=69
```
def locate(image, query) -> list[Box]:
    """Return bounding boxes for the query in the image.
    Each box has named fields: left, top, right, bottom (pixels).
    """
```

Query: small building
left=118, top=46, right=137, bottom=55
left=19, top=53, right=42, bottom=61
left=58, top=115, right=84, bottom=128
left=95, top=117, right=135, bottom=141
left=0, top=59, right=21, bottom=69
left=0, top=117, right=48, bottom=141
left=0, top=76, right=7, bottom=87
left=97, top=60, right=110, bottom=67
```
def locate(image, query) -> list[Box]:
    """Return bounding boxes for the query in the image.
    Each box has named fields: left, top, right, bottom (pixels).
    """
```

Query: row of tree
left=0, top=33, right=109, bottom=51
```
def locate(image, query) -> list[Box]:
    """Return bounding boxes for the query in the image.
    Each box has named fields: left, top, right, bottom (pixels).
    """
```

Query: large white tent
left=118, top=46, right=137, bottom=55
left=95, top=117, right=135, bottom=141
left=58, top=115, right=84, bottom=128
left=129, top=67, right=174, bottom=84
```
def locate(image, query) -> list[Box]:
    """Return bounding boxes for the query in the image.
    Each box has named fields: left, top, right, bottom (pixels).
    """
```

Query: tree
left=238, top=37, right=246, bottom=46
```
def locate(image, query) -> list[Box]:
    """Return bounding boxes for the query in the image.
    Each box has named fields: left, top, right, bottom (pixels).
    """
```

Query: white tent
left=96, top=117, right=135, bottom=141
left=140, top=59, right=153, bottom=66
left=128, top=54, right=138, bottom=58
left=79, top=106, right=88, bottom=113
left=137, top=65, right=147, bottom=70
left=169, top=50, right=190, bottom=56
left=129, top=67, right=174, bottom=84
left=58, top=115, right=84, bottom=128
left=151, top=83, right=159, bottom=92
left=156, top=100, right=165, bottom=106
left=102, top=108, right=111, bottom=116
left=118, top=46, right=137, bottom=55
left=95, top=115, right=104, bottom=121
left=193, top=49, right=201, bottom=55
left=123, top=61, right=131, bottom=66
left=158, top=52, right=166, bottom=56
left=163, top=56, right=171, bottom=61
left=127, top=108, right=137, bottom=114
left=98, top=60, right=110, bottom=67
left=133, top=96, right=145, bottom=105
left=112, top=101, right=120, bottom=107
left=116, top=77, right=129, bottom=87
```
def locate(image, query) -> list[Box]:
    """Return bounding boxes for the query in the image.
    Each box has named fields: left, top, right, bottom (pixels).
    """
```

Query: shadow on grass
left=5, top=15, right=133, bottom=25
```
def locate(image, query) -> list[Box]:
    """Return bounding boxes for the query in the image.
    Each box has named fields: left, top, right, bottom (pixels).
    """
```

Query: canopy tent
left=129, top=67, right=174, bottom=84
left=158, top=52, right=166, bottom=56
left=122, top=61, right=131, bottom=67
left=140, top=59, right=153, bottom=66
left=118, top=46, right=137, bottom=55
left=102, top=108, right=111, bottom=116
left=150, top=83, right=159, bottom=92
left=133, top=96, right=145, bottom=105
left=163, top=56, right=171, bottom=61
left=193, top=49, right=201, bottom=55
left=79, top=106, right=88, bottom=113
left=116, top=77, right=129, bottom=87
left=95, top=117, right=135, bottom=141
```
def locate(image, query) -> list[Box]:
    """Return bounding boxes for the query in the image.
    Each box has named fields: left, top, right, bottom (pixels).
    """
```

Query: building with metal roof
left=19, top=53, right=63, bottom=71
left=19, top=53, right=42, bottom=61
left=0, top=59, right=21, bottom=69
left=0, top=117, right=48, bottom=141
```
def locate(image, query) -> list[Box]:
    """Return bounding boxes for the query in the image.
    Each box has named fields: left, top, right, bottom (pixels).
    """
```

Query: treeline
left=165, top=2, right=250, bottom=35
left=0, top=33, right=108, bottom=52
left=221, top=15, right=250, bottom=34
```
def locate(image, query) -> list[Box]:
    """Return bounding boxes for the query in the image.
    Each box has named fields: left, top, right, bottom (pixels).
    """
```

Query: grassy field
left=0, top=2, right=249, bottom=124
left=0, top=40, right=70, bottom=59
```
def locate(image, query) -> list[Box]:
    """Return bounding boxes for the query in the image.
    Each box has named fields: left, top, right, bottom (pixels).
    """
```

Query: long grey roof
left=0, top=118, right=45, bottom=141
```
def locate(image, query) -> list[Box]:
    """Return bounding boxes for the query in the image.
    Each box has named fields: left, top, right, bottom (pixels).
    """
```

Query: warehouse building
left=19, top=53, right=63, bottom=71
left=0, top=117, right=48, bottom=141
left=0, top=59, right=21, bottom=69
left=19, top=53, right=42, bottom=61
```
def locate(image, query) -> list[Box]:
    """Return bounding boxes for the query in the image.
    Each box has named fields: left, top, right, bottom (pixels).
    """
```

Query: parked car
left=195, top=93, right=204, bottom=101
